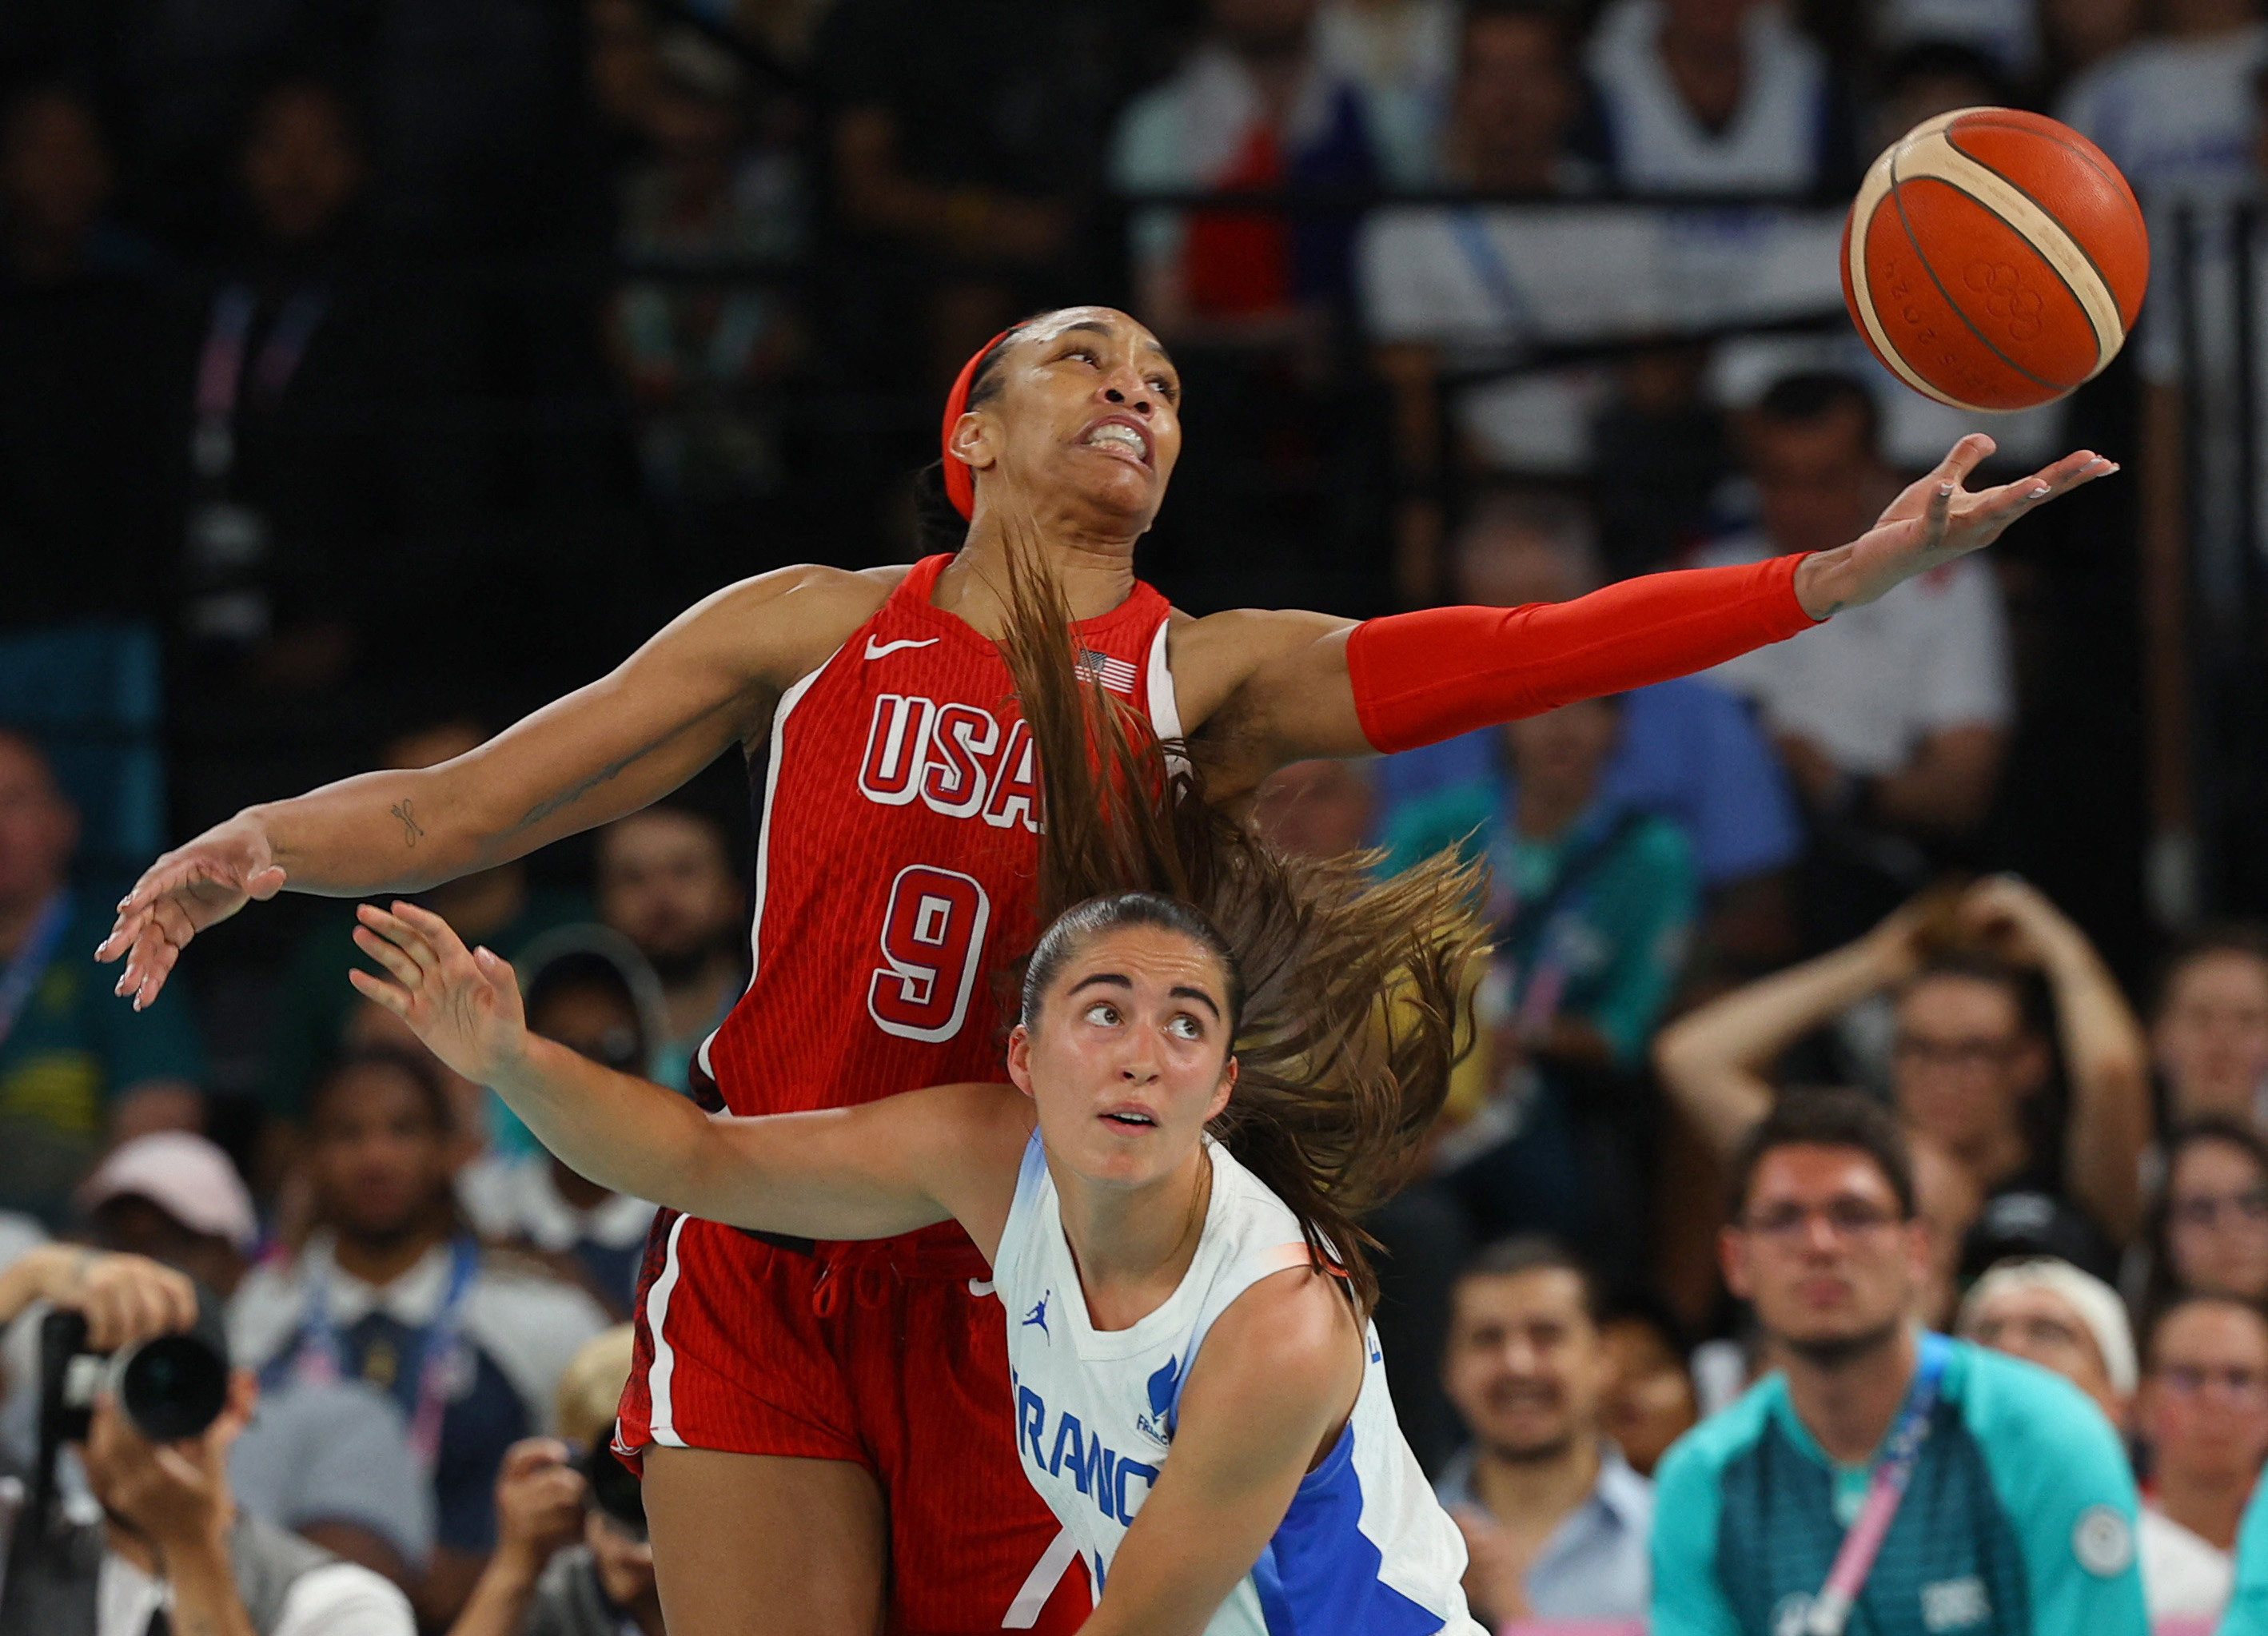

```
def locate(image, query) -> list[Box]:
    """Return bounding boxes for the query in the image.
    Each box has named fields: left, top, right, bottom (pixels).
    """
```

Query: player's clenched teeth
left=1080, top=419, right=1152, bottom=464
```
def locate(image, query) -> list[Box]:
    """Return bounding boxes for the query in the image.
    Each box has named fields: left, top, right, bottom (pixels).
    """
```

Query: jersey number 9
left=868, top=866, right=993, bottom=1044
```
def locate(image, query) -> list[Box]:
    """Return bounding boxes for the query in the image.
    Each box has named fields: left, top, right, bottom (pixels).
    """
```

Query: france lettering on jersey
left=699, top=555, right=1178, bottom=1125
left=992, top=1133, right=1486, bottom=1636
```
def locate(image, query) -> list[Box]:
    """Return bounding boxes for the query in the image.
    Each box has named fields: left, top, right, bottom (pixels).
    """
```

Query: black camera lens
left=114, top=1332, right=229, bottom=1443
left=577, top=1445, right=647, bottom=1539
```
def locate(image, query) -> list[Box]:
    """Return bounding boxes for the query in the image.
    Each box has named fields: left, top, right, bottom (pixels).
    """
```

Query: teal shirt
left=2221, top=1481, right=2268, bottom=1634
left=0, top=897, right=205, bottom=1220
left=1381, top=784, right=1696, bottom=1069
left=1652, top=1339, right=2147, bottom=1636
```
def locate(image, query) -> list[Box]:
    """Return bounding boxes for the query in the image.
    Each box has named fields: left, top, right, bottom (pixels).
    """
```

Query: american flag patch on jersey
left=1078, top=651, right=1138, bottom=695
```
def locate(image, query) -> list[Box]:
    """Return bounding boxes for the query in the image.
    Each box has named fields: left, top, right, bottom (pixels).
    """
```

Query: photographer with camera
left=448, top=1328, right=659, bottom=1636
left=0, top=1244, right=414, bottom=1635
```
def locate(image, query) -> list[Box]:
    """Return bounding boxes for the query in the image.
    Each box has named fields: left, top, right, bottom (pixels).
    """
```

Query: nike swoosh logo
left=865, top=636, right=941, bottom=659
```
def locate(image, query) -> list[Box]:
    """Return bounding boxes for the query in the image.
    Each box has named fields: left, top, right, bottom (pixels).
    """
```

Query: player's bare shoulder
left=660, top=562, right=909, bottom=691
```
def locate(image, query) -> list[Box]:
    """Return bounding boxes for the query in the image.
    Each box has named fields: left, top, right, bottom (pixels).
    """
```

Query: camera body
left=37, top=1306, right=230, bottom=1447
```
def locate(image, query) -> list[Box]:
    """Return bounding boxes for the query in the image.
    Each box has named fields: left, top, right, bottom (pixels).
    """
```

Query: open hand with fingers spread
left=1792, top=434, right=2118, bottom=619
left=349, top=902, right=530, bottom=1088
left=94, top=814, right=287, bottom=1012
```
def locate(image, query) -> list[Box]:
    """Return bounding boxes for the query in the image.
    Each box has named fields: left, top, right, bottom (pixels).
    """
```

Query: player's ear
left=1006, top=1023, right=1036, bottom=1101
left=1205, top=1055, right=1236, bottom=1122
left=949, top=409, right=998, bottom=476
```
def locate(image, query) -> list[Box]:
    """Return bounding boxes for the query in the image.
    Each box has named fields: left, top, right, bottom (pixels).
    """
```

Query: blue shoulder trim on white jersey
left=1245, top=1423, right=1453, bottom=1634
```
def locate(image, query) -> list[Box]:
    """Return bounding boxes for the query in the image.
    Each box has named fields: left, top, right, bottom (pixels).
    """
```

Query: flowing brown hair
left=994, top=545, right=1487, bottom=1320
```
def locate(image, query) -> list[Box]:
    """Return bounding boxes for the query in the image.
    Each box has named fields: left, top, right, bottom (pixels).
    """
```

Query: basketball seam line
left=1950, top=121, right=2141, bottom=337
left=1949, top=117, right=2147, bottom=301
left=1911, top=133, right=2125, bottom=366
left=1889, top=148, right=2067, bottom=397
left=1847, top=150, right=1967, bottom=408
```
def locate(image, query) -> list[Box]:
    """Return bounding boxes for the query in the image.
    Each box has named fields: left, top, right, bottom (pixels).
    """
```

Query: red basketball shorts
left=617, top=1212, right=1090, bottom=1634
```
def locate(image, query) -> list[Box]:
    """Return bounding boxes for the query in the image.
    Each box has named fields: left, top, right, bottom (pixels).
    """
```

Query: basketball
left=1842, top=107, right=2150, bottom=413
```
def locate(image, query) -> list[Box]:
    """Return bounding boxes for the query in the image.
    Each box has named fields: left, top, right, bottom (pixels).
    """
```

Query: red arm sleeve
left=1345, top=553, right=1820, bottom=754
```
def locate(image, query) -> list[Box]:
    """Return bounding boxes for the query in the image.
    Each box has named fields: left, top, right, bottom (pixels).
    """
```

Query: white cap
left=1958, top=1256, right=2138, bottom=1396
left=76, top=1132, right=258, bottom=1253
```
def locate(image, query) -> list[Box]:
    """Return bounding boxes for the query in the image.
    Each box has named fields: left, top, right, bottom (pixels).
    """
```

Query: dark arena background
left=0, top=1, right=2266, bottom=1633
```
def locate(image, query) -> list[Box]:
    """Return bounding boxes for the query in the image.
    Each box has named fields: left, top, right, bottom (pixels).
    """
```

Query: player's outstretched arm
left=97, top=565, right=895, bottom=1009
left=348, top=902, right=1032, bottom=1251
left=1078, top=1268, right=1365, bottom=1636
left=1178, top=436, right=2116, bottom=782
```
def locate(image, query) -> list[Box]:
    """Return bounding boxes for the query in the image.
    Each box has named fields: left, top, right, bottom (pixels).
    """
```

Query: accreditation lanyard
left=1805, top=1333, right=1952, bottom=1636
left=0, top=893, right=72, bottom=1052
left=287, top=1235, right=481, bottom=1472
left=192, top=283, right=329, bottom=480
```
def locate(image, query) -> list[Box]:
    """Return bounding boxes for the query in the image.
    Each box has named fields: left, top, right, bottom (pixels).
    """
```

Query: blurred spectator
left=0, top=1244, right=417, bottom=1636
left=0, top=86, right=169, bottom=630
left=1956, top=1255, right=2136, bottom=1427
left=1584, top=0, right=1856, bottom=196
left=1317, top=0, right=1459, bottom=186
left=180, top=76, right=403, bottom=690
left=459, top=940, right=663, bottom=1316
left=1699, top=374, right=2012, bottom=941
left=1359, top=3, right=1602, bottom=595
left=449, top=1328, right=659, bottom=1636
left=0, top=85, right=155, bottom=286
left=1391, top=692, right=1696, bottom=1256
left=1371, top=496, right=1802, bottom=969
left=594, top=806, right=746, bottom=1093
left=1433, top=1237, right=1652, bottom=1626
left=1656, top=877, right=2154, bottom=1260
left=1868, top=40, right=2017, bottom=157
left=1594, top=1303, right=1698, bottom=1479
left=2058, top=0, right=2266, bottom=205
left=1911, top=1132, right=1986, bottom=1327
left=1431, top=0, right=1598, bottom=192
left=2153, top=926, right=2268, bottom=1129
left=0, top=728, right=203, bottom=1224
left=1249, top=758, right=1375, bottom=861
left=612, top=29, right=803, bottom=512
left=2134, top=1296, right=2268, bottom=1622
left=816, top=0, right=1118, bottom=379
left=1871, top=2, right=2037, bottom=81
left=2137, top=1119, right=2268, bottom=1322
left=263, top=720, right=592, bottom=1126
left=1113, top=0, right=1381, bottom=336
left=1652, top=1089, right=2147, bottom=1634
left=2037, top=0, right=2143, bottom=94
left=231, top=1048, right=609, bottom=1627
left=72, top=1131, right=436, bottom=1588
left=588, top=0, right=664, bottom=159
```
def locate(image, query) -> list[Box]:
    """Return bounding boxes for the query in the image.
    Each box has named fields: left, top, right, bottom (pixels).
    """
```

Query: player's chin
left=1060, top=455, right=1163, bottom=519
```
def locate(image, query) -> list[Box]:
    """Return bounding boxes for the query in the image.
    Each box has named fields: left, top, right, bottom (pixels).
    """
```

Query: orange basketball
left=1842, top=107, right=2149, bottom=412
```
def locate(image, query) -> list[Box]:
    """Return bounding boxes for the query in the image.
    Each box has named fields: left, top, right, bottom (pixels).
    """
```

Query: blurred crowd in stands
left=1, top=0, right=2266, bottom=1630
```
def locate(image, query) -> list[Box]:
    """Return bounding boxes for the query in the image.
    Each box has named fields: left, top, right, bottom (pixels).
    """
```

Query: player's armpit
left=1078, top=1268, right=1363, bottom=1636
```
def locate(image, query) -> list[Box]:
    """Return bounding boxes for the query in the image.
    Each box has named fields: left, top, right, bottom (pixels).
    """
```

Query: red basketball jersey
left=701, top=554, right=1178, bottom=1127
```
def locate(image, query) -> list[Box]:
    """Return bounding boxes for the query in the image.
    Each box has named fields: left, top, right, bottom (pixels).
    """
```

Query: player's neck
left=1782, top=1320, right=1919, bottom=1467
left=1472, top=1433, right=1602, bottom=1537
left=2154, top=1459, right=2252, bottom=1551
left=1054, top=1144, right=1213, bottom=1332
left=944, top=527, right=1139, bottom=635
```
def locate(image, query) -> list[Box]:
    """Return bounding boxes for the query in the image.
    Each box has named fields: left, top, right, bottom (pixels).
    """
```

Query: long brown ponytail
left=994, top=543, right=1486, bottom=1319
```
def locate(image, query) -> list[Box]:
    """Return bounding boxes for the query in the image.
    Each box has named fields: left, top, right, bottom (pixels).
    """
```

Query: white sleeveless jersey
left=992, top=1132, right=1485, bottom=1635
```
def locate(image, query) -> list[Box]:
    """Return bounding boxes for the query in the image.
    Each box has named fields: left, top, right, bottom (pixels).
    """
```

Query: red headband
left=941, top=328, right=1015, bottom=521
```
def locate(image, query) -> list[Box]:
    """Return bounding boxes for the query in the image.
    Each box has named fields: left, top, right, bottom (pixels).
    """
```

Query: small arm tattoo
left=390, top=800, right=426, bottom=848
